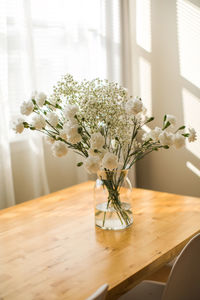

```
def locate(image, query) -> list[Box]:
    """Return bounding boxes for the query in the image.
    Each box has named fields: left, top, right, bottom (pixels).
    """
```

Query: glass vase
left=94, top=170, right=133, bottom=230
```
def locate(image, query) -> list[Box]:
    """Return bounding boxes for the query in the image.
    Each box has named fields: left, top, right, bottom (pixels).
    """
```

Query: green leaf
left=56, top=124, right=63, bottom=129
left=77, top=162, right=83, bottom=167
left=163, top=121, right=171, bottom=130
left=55, top=103, right=62, bottom=109
left=163, top=145, right=169, bottom=149
left=145, top=117, right=154, bottom=124
left=23, top=122, right=29, bottom=128
left=182, top=133, right=189, bottom=137
left=32, top=99, right=36, bottom=105
left=99, top=127, right=104, bottom=135
left=78, top=127, right=83, bottom=134
left=178, top=125, right=185, bottom=131
left=164, top=114, right=167, bottom=122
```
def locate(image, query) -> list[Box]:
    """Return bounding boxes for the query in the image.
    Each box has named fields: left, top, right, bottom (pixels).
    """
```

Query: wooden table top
left=0, top=181, right=200, bottom=300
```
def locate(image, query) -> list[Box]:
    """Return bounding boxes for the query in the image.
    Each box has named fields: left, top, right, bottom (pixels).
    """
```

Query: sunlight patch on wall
left=136, top=0, right=151, bottom=52
left=186, top=161, right=200, bottom=177
left=182, top=88, right=200, bottom=159
left=177, top=0, right=200, bottom=88
left=139, top=57, right=152, bottom=115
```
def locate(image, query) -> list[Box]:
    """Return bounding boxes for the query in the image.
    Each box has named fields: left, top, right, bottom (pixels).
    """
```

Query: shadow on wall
left=132, top=0, right=200, bottom=197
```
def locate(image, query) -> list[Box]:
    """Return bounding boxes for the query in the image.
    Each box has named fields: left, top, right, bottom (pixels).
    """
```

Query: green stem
left=101, top=173, right=132, bottom=227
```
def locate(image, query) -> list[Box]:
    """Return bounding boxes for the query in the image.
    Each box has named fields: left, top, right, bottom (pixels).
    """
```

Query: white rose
left=64, top=104, right=79, bottom=120
left=47, top=112, right=59, bottom=127
left=13, top=118, right=24, bottom=134
left=84, top=156, right=101, bottom=174
left=159, top=131, right=173, bottom=146
left=151, top=127, right=162, bottom=141
left=59, top=129, right=67, bottom=140
left=125, top=98, right=143, bottom=115
left=20, top=100, right=34, bottom=116
left=32, top=115, right=46, bottom=129
left=67, top=118, right=78, bottom=126
left=51, top=141, right=68, bottom=157
left=35, top=92, right=47, bottom=107
left=102, top=152, right=118, bottom=170
left=144, top=127, right=162, bottom=142
left=45, top=136, right=55, bottom=144
left=173, top=133, right=185, bottom=149
left=90, top=132, right=105, bottom=149
left=68, top=133, right=81, bottom=144
left=63, top=123, right=82, bottom=144
left=188, top=128, right=197, bottom=142
left=166, top=114, right=176, bottom=126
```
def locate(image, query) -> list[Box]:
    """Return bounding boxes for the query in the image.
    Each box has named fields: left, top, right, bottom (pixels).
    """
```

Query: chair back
left=86, top=284, right=108, bottom=300
left=162, top=233, right=200, bottom=300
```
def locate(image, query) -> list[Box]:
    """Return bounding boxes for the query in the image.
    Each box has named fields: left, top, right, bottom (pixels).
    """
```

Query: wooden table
left=0, top=182, right=200, bottom=300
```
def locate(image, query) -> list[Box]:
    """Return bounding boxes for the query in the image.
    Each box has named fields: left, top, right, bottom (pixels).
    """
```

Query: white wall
left=130, top=0, right=200, bottom=196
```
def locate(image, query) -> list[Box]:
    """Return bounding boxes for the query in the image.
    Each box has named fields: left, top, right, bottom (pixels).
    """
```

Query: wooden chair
left=119, top=233, right=200, bottom=300
left=86, top=284, right=108, bottom=300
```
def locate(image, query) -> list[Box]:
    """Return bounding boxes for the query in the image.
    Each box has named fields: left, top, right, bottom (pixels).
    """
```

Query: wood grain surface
left=0, top=181, right=200, bottom=300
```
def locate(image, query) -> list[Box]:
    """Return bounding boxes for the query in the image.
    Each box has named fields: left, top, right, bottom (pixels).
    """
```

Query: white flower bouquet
left=14, top=74, right=197, bottom=229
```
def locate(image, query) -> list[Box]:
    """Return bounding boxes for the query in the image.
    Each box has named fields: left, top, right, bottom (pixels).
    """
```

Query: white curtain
left=0, top=0, right=134, bottom=209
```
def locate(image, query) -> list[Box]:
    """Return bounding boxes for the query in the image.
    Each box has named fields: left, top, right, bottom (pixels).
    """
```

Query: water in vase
left=95, top=202, right=133, bottom=230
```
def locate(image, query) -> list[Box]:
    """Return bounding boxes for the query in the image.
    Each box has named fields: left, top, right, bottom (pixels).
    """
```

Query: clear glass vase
left=94, top=170, right=133, bottom=230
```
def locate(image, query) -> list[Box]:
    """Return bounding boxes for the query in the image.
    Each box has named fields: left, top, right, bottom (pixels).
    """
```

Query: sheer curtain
left=0, top=0, right=133, bottom=209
